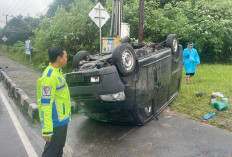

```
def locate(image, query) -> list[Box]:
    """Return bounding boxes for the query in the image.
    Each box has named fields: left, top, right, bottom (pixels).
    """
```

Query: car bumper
left=66, top=66, right=133, bottom=113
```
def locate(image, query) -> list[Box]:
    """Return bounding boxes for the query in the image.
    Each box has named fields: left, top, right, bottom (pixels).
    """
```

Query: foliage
left=34, top=0, right=112, bottom=68
left=0, top=42, right=49, bottom=72
left=0, top=28, right=2, bottom=37
left=46, top=0, right=107, bottom=18
left=46, top=0, right=76, bottom=18
left=123, top=0, right=232, bottom=63
left=2, top=0, right=232, bottom=68
left=0, top=16, right=40, bottom=45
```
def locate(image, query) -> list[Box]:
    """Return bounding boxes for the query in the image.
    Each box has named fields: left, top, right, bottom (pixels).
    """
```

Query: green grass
left=171, top=64, right=232, bottom=131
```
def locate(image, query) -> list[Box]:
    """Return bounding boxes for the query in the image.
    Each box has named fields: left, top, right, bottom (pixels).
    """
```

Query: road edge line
left=0, top=87, right=38, bottom=157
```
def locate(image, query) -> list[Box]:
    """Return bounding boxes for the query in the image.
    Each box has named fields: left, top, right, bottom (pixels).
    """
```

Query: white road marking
left=0, top=87, right=38, bottom=157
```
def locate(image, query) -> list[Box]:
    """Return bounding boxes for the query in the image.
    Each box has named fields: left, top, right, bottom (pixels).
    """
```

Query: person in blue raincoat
left=183, top=42, right=200, bottom=84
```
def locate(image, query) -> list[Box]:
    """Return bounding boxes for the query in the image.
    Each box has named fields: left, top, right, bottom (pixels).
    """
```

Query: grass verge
left=171, top=64, right=232, bottom=131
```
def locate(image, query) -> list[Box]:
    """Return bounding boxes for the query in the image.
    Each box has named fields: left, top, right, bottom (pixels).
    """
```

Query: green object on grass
left=211, top=101, right=228, bottom=111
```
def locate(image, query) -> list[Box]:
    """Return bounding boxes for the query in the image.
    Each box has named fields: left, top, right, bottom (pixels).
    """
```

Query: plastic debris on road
left=211, top=101, right=228, bottom=111
left=203, top=112, right=216, bottom=120
left=196, top=92, right=206, bottom=97
left=210, top=95, right=217, bottom=104
left=212, top=92, right=224, bottom=98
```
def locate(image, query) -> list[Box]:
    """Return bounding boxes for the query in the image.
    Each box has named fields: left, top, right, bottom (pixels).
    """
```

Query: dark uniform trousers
left=42, top=124, right=68, bottom=157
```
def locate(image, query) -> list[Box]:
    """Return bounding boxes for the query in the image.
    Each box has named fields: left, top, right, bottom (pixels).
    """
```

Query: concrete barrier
left=0, top=70, right=38, bottom=120
left=0, top=69, right=77, bottom=120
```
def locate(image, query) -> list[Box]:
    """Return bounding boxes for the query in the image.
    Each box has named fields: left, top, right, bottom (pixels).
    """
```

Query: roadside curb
left=0, top=70, right=39, bottom=120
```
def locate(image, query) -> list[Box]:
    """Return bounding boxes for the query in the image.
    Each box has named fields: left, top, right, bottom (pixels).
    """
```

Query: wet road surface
left=65, top=111, right=232, bottom=157
left=2, top=78, right=232, bottom=157
left=0, top=90, right=28, bottom=157
left=0, top=82, right=43, bottom=157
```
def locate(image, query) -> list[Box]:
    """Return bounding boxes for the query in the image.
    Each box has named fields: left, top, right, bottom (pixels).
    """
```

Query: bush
left=123, top=0, right=232, bottom=63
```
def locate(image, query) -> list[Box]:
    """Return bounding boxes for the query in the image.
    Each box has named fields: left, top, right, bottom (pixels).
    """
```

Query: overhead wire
left=2, top=0, right=21, bottom=14
left=9, top=0, right=31, bottom=16
left=2, top=0, right=51, bottom=30
left=29, top=5, right=48, bottom=17
left=1, top=0, right=44, bottom=30
left=19, top=0, right=37, bottom=16
left=4, top=0, right=24, bottom=15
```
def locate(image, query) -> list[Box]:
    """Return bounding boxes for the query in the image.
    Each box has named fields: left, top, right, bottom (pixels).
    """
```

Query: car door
left=135, top=50, right=171, bottom=113
left=153, top=54, right=172, bottom=112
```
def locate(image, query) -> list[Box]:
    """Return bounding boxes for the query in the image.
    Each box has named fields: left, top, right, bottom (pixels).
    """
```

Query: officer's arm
left=40, top=78, right=56, bottom=136
left=183, top=49, right=189, bottom=57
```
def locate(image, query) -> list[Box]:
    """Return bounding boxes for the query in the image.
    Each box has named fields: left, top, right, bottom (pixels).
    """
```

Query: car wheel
left=121, top=36, right=132, bottom=44
left=166, top=34, right=178, bottom=56
left=72, top=51, right=90, bottom=70
left=131, top=102, right=154, bottom=125
left=112, top=43, right=136, bottom=76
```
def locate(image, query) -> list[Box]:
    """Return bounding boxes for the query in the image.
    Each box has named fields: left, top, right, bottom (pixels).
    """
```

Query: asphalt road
left=0, top=88, right=28, bottom=157
left=65, top=110, right=232, bottom=157
left=0, top=82, right=43, bottom=157
left=2, top=79, right=232, bottom=157
left=1, top=55, right=232, bottom=157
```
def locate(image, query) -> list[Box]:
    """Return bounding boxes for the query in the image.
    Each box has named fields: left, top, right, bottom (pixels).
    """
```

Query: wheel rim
left=122, top=50, right=134, bottom=71
left=173, top=38, right=178, bottom=52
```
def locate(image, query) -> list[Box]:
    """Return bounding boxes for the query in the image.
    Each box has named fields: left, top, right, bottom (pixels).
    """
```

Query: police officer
left=37, top=46, right=71, bottom=157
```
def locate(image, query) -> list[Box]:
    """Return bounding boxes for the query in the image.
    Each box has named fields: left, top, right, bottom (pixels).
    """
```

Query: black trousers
left=42, top=124, right=68, bottom=157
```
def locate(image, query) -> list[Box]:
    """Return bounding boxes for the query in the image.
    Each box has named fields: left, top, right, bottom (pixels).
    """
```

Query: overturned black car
left=65, top=34, right=183, bottom=125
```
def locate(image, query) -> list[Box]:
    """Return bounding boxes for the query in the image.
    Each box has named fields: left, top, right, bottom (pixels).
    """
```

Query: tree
left=2, top=16, right=40, bottom=45
left=34, top=0, right=112, bottom=68
left=0, top=28, right=3, bottom=44
left=33, top=0, right=232, bottom=65
left=123, top=0, right=232, bottom=63
left=46, top=0, right=76, bottom=18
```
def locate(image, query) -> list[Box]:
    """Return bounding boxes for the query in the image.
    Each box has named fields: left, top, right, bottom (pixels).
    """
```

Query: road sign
left=89, top=2, right=110, bottom=54
left=25, top=40, right=31, bottom=62
left=25, top=40, right=31, bottom=55
left=2, top=36, right=7, bottom=42
left=89, top=2, right=110, bottom=28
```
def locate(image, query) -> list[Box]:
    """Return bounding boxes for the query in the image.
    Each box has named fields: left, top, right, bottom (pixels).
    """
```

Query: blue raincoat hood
left=187, top=42, right=194, bottom=50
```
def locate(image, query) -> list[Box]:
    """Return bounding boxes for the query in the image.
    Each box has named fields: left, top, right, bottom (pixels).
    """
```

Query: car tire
left=72, top=51, right=90, bottom=70
left=166, top=34, right=178, bottom=56
left=131, top=102, right=155, bottom=125
left=121, top=36, right=132, bottom=44
left=112, top=43, right=136, bottom=76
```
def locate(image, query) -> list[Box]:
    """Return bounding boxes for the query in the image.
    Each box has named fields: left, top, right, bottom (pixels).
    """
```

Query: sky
left=0, top=0, right=54, bottom=28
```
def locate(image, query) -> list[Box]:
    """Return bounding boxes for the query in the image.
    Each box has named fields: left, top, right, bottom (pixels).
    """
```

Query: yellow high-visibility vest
left=37, top=63, right=71, bottom=136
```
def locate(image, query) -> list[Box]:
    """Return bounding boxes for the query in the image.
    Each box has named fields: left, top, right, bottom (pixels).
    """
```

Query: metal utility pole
left=99, top=4, right=102, bottom=54
left=138, top=0, right=144, bottom=44
left=89, top=3, right=110, bottom=54
left=3, top=14, right=8, bottom=24
left=111, top=0, right=123, bottom=38
left=3, top=14, right=9, bottom=52
left=110, top=0, right=115, bottom=37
